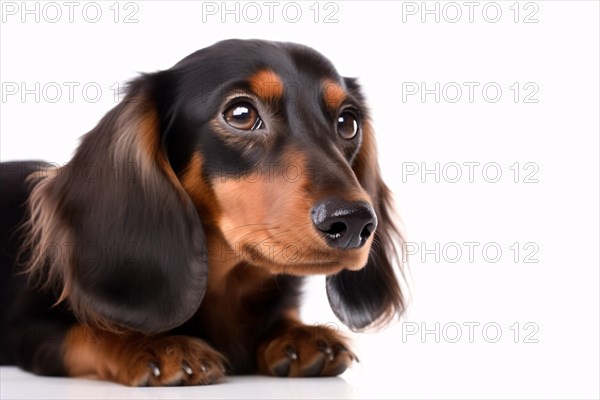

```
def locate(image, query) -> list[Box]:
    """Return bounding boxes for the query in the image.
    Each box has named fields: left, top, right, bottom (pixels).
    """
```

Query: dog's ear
left=326, top=84, right=406, bottom=330
left=24, top=75, right=207, bottom=334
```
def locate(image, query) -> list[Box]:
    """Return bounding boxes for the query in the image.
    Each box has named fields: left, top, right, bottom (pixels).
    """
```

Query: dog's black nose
left=311, top=199, right=377, bottom=249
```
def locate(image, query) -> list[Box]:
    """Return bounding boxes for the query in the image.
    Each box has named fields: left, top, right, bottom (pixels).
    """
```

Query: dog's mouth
left=231, top=238, right=373, bottom=276
left=207, top=211, right=375, bottom=276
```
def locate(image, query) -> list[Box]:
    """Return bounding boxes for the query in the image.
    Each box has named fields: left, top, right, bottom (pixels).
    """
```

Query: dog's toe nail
left=200, top=362, right=209, bottom=373
left=285, top=345, right=298, bottom=360
left=318, top=340, right=334, bottom=361
left=149, top=362, right=161, bottom=378
left=181, top=360, right=193, bottom=376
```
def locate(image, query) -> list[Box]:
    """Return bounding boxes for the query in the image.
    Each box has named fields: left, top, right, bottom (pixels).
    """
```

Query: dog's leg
left=63, top=325, right=226, bottom=386
left=2, top=320, right=72, bottom=377
left=256, top=314, right=357, bottom=377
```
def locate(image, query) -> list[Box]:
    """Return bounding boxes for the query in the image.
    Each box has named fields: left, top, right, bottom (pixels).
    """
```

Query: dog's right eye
left=223, top=102, right=264, bottom=131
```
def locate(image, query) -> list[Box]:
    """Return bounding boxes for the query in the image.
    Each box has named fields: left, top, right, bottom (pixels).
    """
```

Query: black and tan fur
left=0, top=39, right=405, bottom=386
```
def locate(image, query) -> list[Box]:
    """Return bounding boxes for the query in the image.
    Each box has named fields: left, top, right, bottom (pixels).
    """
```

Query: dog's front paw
left=257, top=324, right=357, bottom=377
left=119, top=336, right=226, bottom=386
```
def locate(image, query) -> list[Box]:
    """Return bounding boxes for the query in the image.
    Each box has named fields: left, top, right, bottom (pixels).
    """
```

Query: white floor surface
left=1, top=367, right=361, bottom=400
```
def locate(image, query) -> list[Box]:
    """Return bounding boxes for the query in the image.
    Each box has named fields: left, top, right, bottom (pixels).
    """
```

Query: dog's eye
left=223, top=102, right=264, bottom=131
left=337, top=111, right=359, bottom=140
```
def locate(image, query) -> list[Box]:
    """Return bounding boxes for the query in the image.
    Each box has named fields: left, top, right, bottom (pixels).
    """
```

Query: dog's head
left=25, top=40, right=405, bottom=333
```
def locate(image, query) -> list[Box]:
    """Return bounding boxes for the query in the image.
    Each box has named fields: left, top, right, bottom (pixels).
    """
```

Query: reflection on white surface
left=0, top=367, right=357, bottom=400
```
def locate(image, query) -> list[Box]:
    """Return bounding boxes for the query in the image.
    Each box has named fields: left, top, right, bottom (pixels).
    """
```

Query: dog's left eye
left=223, top=102, right=264, bottom=131
left=337, top=111, right=359, bottom=140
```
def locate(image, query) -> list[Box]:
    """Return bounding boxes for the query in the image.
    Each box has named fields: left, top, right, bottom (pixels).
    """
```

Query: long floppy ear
left=326, top=81, right=406, bottom=331
left=23, top=75, right=207, bottom=334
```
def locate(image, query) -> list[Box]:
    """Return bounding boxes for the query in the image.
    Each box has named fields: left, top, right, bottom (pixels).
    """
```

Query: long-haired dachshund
left=0, top=39, right=405, bottom=386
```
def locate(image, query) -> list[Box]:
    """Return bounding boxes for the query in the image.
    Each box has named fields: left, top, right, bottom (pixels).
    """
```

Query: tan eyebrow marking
left=248, top=69, right=284, bottom=101
left=322, top=79, right=347, bottom=111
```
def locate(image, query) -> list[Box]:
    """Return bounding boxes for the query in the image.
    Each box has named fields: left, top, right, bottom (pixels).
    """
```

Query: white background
left=1, top=1, right=599, bottom=399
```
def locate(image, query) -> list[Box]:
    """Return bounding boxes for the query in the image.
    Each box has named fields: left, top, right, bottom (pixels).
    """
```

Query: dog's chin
left=225, top=234, right=374, bottom=276
left=337, top=251, right=371, bottom=272
left=248, top=249, right=371, bottom=276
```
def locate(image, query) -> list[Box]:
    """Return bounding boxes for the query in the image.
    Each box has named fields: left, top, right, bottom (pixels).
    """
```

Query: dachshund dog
left=0, top=39, right=405, bottom=386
